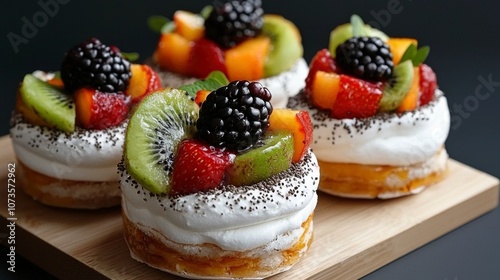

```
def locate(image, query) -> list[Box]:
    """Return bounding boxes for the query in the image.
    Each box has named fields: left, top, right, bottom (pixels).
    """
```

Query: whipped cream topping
left=10, top=114, right=126, bottom=181
left=288, top=91, right=450, bottom=166
left=150, top=58, right=309, bottom=108
left=119, top=150, right=319, bottom=252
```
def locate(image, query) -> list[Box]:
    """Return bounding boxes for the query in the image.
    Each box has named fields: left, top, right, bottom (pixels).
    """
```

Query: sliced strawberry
left=331, top=75, right=383, bottom=119
left=171, top=139, right=234, bottom=195
left=419, top=63, right=437, bottom=106
left=305, top=49, right=337, bottom=96
left=74, top=88, right=130, bottom=129
left=188, top=39, right=227, bottom=79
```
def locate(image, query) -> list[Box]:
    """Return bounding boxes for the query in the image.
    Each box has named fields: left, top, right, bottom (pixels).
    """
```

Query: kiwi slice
left=226, top=130, right=293, bottom=186
left=20, top=74, right=75, bottom=132
left=379, top=60, right=414, bottom=112
left=262, top=15, right=304, bottom=77
left=329, top=15, right=389, bottom=58
left=124, top=88, right=199, bottom=194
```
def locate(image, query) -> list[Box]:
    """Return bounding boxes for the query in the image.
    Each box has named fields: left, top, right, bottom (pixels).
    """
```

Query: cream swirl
left=119, top=150, right=319, bottom=251
left=150, top=58, right=308, bottom=108
left=288, top=91, right=450, bottom=166
left=10, top=115, right=125, bottom=181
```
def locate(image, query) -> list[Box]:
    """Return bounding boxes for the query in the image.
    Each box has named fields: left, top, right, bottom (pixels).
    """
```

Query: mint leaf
left=161, top=21, right=175, bottom=34
left=413, top=46, right=430, bottom=65
left=179, top=71, right=229, bottom=97
left=121, top=52, right=140, bottom=62
left=148, top=15, right=171, bottom=33
left=200, top=5, right=213, bottom=19
left=400, top=44, right=417, bottom=64
left=351, top=14, right=364, bottom=37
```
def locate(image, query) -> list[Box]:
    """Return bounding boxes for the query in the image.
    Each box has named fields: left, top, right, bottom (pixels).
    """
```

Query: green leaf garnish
left=148, top=15, right=172, bottom=33
left=161, top=21, right=176, bottom=34
left=413, top=46, right=430, bottom=65
left=200, top=5, right=213, bottom=19
left=53, top=71, right=61, bottom=79
left=400, top=44, right=417, bottom=64
left=179, top=71, right=229, bottom=97
left=400, top=44, right=430, bottom=66
left=121, top=52, right=140, bottom=62
left=351, top=14, right=364, bottom=37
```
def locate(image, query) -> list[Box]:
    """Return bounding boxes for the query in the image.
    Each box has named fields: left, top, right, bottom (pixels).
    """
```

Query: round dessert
left=147, top=0, right=308, bottom=108
left=288, top=15, right=450, bottom=199
left=120, top=80, right=318, bottom=278
left=9, top=38, right=162, bottom=209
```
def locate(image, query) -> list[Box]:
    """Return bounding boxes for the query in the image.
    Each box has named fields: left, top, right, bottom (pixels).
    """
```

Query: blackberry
left=61, top=38, right=131, bottom=93
left=204, top=0, right=264, bottom=49
left=196, top=80, right=273, bottom=152
left=335, top=36, right=394, bottom=81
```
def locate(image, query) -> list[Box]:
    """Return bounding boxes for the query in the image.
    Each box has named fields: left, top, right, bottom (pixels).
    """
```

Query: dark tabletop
left=1, top=0, right=499, bottom=279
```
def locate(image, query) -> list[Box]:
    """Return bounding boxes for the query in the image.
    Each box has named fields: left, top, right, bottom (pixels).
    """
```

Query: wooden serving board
left=0, top=134, right=498, bottom=280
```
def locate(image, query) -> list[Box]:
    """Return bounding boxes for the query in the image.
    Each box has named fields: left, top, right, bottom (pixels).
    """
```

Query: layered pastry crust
left=123, top=212, right=313, bottom=279
left=16, top=160, right=120, bottom=209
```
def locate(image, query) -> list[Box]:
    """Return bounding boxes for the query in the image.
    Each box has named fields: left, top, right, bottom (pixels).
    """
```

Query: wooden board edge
left=307, top=179, right=499, bottom=280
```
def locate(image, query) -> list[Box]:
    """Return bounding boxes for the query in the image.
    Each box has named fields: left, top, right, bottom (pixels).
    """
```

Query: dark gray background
left=1, top=0, right=499, bottom=279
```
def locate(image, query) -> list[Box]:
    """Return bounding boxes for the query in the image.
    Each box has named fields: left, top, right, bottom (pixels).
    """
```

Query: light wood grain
left=0, top=135, right=498, bottom=280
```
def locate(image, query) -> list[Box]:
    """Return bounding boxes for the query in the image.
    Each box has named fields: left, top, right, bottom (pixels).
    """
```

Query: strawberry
left=305, top=49, right=337, bottom=96
left=419, top=63, right=437, bottom=106
left=171, top=139, right=234, bottom=195
left=188, top=39, right=227, bottom=79
left=331, top=75, right=383, bottom=119
left=74, top=88, right=130, bottom=129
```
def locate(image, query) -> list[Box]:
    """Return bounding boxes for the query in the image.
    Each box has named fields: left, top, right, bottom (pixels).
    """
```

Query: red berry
left=419, top=63, right=437, bottom=106
left=331, top=75, right=383, bottom=119
left=188, top=39, right=227, bottom=79
left=305, top=49, right=337, bottom=96
left=74, top=88, right=130, bottom=129
left=171, top=139, right=234, bottom=195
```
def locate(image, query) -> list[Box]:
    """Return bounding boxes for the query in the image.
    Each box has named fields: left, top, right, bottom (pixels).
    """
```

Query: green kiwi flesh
left=20, top=74, right=75, bottom=132
left=379, top=60, right=414, bottom=112
left=328, top=23, right=389, bottom=58
left=262, top=15, right=303, bottom=77
left=124, top=88, right=199, bottom=194
left=226, top=130, right=294, bottom=186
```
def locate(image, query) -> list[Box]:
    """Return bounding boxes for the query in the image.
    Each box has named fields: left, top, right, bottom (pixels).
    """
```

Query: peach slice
left=397, top=66, right=420, bottom=112
left=311, top=70, right=340, bottom=110
left=225, top=36, right=271, bottom=81
left=387, top=38, right=418, bottom=65
left=194, top=89, right=211, bottom=106
left=155, top=33, right=192, bottom=75
left=126, top=64, right=162, bottom=103
left=268, top=108, right=313, bottom=163
left=174, top=10, right=205, bottom=41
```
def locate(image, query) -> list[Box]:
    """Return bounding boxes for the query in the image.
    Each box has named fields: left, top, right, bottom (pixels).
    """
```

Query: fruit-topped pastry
left=119, top=79, right=319, bottom=278
left=288, top=15, right=450, bottom=199
left=9, top=38, right=162, bottom=209
left=148, top=0, right=308, bottom=108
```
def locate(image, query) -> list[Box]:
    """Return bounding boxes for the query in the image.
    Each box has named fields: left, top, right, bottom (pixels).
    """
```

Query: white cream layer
left=288, top=91, right=450, bottom=166
left=120, top=150, right=319, bottom=252
left=151, top=58, right=309, bottom=108
left=10, top=118, right=125, bottom=181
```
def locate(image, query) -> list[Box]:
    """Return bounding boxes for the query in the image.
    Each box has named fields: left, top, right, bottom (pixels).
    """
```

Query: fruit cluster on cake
left=288, top=15, right=450, bottom=199
left=119, top=78, right=319, bottom=278
left=10, top=38, right=162, bottom=209
left=148, top=0, right=308, bottom=108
